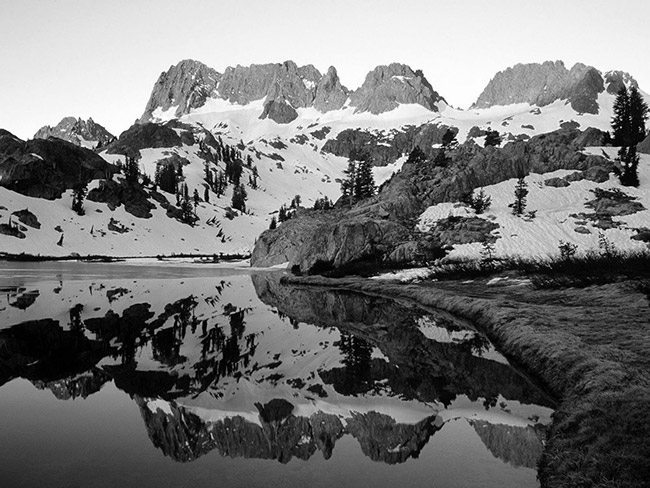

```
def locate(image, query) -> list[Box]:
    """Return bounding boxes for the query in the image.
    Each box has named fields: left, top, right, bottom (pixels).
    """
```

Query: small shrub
left=558, top=241, right=578, bottom=260
left=463, top=189, right=492, bottom=214
left=598, top=232, right=618, bottom=258
left=480, top=240, right=496, bottom=267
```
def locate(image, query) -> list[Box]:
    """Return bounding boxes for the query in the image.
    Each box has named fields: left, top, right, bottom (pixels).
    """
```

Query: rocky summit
left=472, top=61, right=639, bottom=114
left=350, top=63, right=445, bottom=114
left=140, top=59, right=445, bottom=123
left=34, top=116, right=114, bottom=149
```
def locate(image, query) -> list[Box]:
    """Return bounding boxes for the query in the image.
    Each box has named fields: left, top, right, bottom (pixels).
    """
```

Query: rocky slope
left=472, top=61, right=637, bottom=114
left=251, top=128, right=622, bottom=272
left=140, top=59, right=221, bottom=123
left=34, top=117, right=114, bottom=149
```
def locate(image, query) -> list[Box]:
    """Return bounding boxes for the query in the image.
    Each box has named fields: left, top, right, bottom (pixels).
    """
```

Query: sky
left=1, top=0, right=649, bottom=139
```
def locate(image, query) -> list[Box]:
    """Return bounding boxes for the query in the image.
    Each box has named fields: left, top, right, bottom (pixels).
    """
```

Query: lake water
left=0, top=262, right=555, bottom=488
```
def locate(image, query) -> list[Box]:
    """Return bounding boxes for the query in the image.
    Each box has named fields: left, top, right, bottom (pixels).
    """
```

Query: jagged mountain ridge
left=472, top=60, right=639, bottom=114
left=34, top=117, right=114, bottom=149
left=0, top=58, right=648, bottom=258
left=141, top=60, right=445, bottom=123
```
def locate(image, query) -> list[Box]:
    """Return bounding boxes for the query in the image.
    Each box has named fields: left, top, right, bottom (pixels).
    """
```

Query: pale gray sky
left=1, top=0, right=648, bottom=139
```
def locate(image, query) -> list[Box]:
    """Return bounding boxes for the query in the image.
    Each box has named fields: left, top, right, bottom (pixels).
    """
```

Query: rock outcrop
left=34, top=117, right=114, bottom=149
left=472, top=61, right=607, bottom=114
left=350, top=63, right=445, bottom=114
left=252, top=129, right=614, bottom=273
left=313, top=66, right=349, bottom=112
left=0, top=129, right=117, bottom=199
left=105, top=121, right=192, bottom=157
left=322, top=123, right=456, bottom=166
left=140, top=59, right=221, bottom=122
left=603, top=70, right=639, bottom=95
left=259, top=97, right=299, bottom=124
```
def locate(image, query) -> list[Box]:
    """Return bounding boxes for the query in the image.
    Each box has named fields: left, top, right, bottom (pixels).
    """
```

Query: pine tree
left=484, top=130, right=502, bottom=147
left=278, top=205, right=288, bottom=222
left=612, top=86, right=647, bottom=185
left=203, top=186, right=210, bottom=203
left=124, top=154, right=141, bottom=185
left=354, top=159, right=375, bottom=200
left=441, top=128, right=458, bottom=148
left=618, top=146, right=640, bottom=187
left=231, top=184, right=247, bottom=213
left=629, top=86, right=649, bottom=144
left=193, top=188, right=200, bottom=208
left=612, top=87, right=632, bottom=146
left=71, top=182, right=87, bottom=215
left=510, top=177, right=528, bottom=216
left=180, top=198, right=195, bottom=225
left=341, top=159, right=357, bottom=206
left=156, top=164, right=177, bottom=194
left=269, top=216, right=277, bottom=229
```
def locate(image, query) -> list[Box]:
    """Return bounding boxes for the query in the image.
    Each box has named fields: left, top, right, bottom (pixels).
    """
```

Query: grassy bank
left=409, top=249, right=650, bottom=289
left=281, top=273, right=650, bottom=488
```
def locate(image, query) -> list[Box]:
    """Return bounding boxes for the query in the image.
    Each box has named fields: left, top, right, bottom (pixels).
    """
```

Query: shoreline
left=0, top=252, right=252, bottom=263
left=280, top=273, right=650, bottom=488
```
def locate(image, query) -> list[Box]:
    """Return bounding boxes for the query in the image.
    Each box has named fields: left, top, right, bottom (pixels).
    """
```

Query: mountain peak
left=471, top=60, right=608, bottom=114
left=140, top=59, right=221, bottom=122
left=349, top=63, right=445, bottom=114
left=33, top=117, right=114, bottom=149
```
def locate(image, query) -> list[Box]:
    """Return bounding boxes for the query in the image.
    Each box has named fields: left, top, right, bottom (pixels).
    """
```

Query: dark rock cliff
left=0, top=130, right=117, bottom=199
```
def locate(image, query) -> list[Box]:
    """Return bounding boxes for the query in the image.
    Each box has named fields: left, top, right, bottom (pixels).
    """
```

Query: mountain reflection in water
left=0, top=265, right=554, bottom=487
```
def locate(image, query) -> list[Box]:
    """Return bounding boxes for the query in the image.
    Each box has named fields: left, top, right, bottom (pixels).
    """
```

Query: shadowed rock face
left=472, top=61, right=608, bottom=114
left=321, top=123, right=456, bottom=166
left=220, top=61, right=321, bottom=109
left=604, top=70, right=639, bottom=95
left=0, top=130, right=118, bottom=199
left=34, top=117, right=114, bottom=149
left=350, top=63, right=445, bottom=114
left=140, top=59, right=221, bottom=122
left=314, top=66, right=349, bottom=112
left=105, top=120, right=194, bottom=157
left=259, top=98, right=299, bottom=124
left=252, top=129, right=614, bottom=272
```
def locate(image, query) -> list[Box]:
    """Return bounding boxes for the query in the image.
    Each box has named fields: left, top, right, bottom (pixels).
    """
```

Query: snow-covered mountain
left=0, top=59, right=648, bottom=259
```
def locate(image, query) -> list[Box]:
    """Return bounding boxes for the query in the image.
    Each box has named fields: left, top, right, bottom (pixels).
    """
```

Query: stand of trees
left=484, top=129, right=502, bottom=147
left=612, top=86, right=648, bottom=187
left=340, top=152, right=375, bottom=206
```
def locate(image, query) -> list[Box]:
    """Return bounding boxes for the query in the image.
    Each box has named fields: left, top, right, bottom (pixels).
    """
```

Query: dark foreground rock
left=0, top=129, right=117, bottom=199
